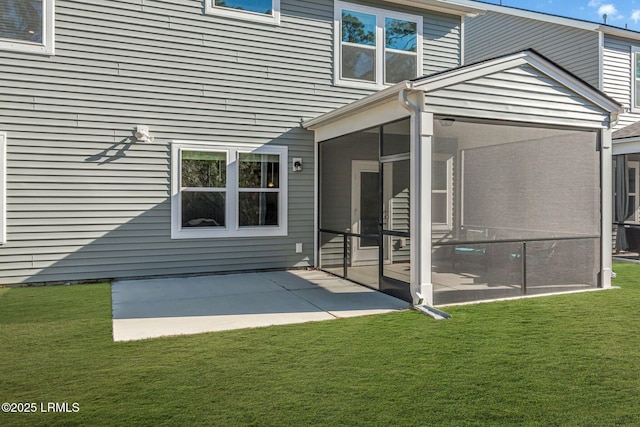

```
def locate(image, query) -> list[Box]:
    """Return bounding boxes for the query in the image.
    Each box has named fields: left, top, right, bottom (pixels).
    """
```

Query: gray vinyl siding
left=0, top=0, right=462, bottom=284
left=424, top=64, right=611, bottom=128
left=603, top=35, right=640, bottom=130
left=464, top=11, right=601, bottom=87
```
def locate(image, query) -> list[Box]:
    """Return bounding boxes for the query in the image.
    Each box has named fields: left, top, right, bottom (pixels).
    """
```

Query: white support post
left=601, top=127, right=613, bottom=288
left=410, top=110, right=434, bottom=305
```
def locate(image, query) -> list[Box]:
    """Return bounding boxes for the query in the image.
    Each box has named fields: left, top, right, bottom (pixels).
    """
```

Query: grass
left=1, top=264, right=640, bottom=426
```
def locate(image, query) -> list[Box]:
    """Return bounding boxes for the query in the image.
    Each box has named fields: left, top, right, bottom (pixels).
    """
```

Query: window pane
left=636, top=53, right=640, bottom=79
left=182, top=191, right=226, bottom=228
left=181, top=151, right=226, bottom=188
left=432, top=193, right=447, bottom=224
left=636, top=78, right=640, bottom=108
left=432, top=160, right=447, bottom=191
left=0, top=0, right=43, bottom=43
left=238, top=153, right=279, bottom=189
left=385, top=18, right=416, bottom=51
left=629, top=167, right=637, bottom=193
left=342, top=45, right=376, bottom=82
left=239, top=192, right=278, bottom=226
left=342, top=10, right=376, bottom=46
left=214, top=0, right=272, bottom=14
left=385, top=52, right=417, bottom=83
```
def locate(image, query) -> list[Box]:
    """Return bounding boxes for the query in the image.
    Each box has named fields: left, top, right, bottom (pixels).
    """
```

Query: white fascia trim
left=204, top=0, right=281, bottom=25
left=601, top=26, right=640, bottom=43
left=170, top=140, right=288, bottom=239
left=382, top=0, right=485, bottom=17
left=304, top=81, right=411, bottom=129
left=598, top=31, right=604, bottom=91
left=523, top=53, right=623, bottom=121
left=612, top=136, right=640, bottom=155
left=632, top=46, right=640, bottom=114
left=0, top=0, right=55, bottom=55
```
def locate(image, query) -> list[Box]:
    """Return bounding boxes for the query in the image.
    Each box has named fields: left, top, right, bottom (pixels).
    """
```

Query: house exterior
left=463, top=3, right=640, bottom=251
left=0, top=0, right=620, bottom=306
left=464, top=2, right=640, bottom=129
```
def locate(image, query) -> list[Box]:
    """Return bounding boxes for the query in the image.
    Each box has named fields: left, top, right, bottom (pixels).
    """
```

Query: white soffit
left=382, top=0, right=485, bottom=17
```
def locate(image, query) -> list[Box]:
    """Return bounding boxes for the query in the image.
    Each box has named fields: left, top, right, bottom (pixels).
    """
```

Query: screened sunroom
left=612, top=123, right=640, bottom=256
left=305, top=50, right=621, bottom=306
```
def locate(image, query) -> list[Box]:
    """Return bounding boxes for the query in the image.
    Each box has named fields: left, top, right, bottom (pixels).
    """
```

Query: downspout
left=398, top=86, right=451, bottom=320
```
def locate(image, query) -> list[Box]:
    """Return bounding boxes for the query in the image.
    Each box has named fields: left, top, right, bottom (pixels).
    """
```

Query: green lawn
left=1, top=264, right=640, bottom=426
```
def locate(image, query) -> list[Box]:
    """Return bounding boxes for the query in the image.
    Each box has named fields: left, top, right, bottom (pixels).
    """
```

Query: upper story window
left=0, top=0, right=54, bottom=55
left=334, top=1, right=423, bottom=89
left=205, top=0, right=281, bottom=25
left=171, top=141, right=288, bottom=239
left=633, top=46, right=640, bottom=112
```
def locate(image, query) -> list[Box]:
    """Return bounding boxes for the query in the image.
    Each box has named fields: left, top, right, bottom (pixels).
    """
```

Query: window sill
left=204, top=4, right=281, bottom=25
left=0, top=39, right=54, bottom=55
left=171, top=227, right=287, bottom=240
left=334, top=78, right=399, bottom=91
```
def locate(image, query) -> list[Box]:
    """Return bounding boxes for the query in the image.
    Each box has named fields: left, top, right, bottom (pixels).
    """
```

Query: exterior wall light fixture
left=134, top=125, right=154, bottom=143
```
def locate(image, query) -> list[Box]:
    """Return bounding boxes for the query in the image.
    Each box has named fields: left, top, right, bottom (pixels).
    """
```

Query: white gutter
left=399, top=87, right=442, bottom=314
left=398, top=88, right=422, bottom=307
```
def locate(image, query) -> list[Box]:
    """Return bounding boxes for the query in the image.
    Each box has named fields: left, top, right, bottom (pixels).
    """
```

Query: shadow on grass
left=1, top=263, right=639, bottom=426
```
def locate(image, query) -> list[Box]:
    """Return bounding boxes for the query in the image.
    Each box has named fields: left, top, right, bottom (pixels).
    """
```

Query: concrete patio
left=111, top=269, right=410, bottom=341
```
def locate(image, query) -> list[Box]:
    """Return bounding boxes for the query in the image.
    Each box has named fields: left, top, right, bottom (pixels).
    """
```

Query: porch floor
left=111, top=269, right=409, bottom=341
left=320, top=263, right=596, bottom=306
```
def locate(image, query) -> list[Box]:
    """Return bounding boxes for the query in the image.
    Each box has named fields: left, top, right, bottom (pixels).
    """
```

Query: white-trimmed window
left=0, top=132, right=5, bottom=244
left=0, top=0, right=54, bottom=55
left=171, top=141, right=288, bottom=239
left=633, top=46, right=640, bottom=112
left=334, top=1, right=422, bottom=89
left=432, top=154, right=453, bottom=231
left=205, top=0, right=280, bottom=25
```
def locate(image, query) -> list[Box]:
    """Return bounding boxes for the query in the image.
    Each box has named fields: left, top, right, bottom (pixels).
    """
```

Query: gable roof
left=304, top=49, right=622, bottom=130
left=466, top=1, right=640, bottom=41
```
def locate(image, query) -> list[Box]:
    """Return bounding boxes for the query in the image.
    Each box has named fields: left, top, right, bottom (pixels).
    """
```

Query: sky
left=480, top=0, right=640, bottom=32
